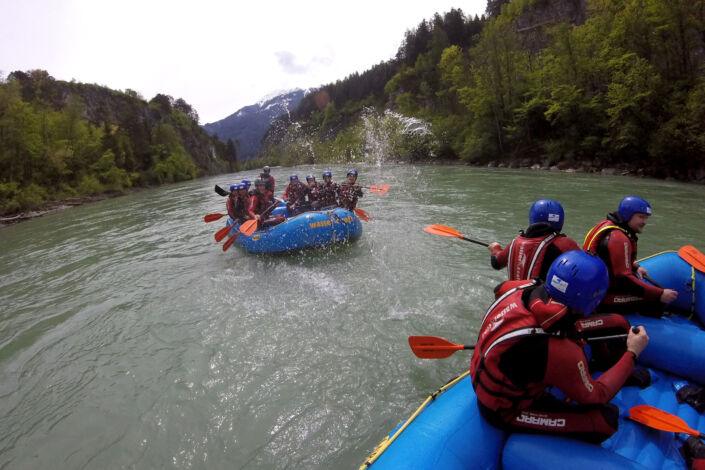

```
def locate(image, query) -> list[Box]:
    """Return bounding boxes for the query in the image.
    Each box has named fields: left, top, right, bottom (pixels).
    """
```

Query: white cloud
left=0, top=0, right=486, bottom=122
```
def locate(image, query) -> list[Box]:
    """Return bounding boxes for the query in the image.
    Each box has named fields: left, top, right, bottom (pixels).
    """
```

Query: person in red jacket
left=282, top=174, right=310, bottom=215
left=248, top=179, right=284, bottom=228
left=260, top=166, right=275, bottom=193
left=470, top=251, right=649, bottom=443
left=338, top=168, right=363, bottom=210
left=306, top=174, right=324, bottom=209
left=317, top=170, right=339, bottom=208
left=226, top=183, right=250, bottom=223
left=488, top=199, right=580, bottom=281
left=583, top=195, right=678, bottom=316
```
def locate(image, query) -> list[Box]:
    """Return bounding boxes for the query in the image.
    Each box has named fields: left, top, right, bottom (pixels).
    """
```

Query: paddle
left=204, top=213, right=226, bottom=223
left=629, top=404, right=705, bottom=439
left=366, top=184, right=390, bottom=195
left=222, top=233, right=240, bottom=252
left=214, top=224, right=234, bottom=242
left=239, top=199, right=282, bottom=236
left=409, top=332, right=634, bottom=359
left=354, top=208, right=370, bottom=222
left=679, top=245, right=705, bottom=273
left=423, top=224, right=490, bottom=247
left=215, top=184, right=229, bottom=197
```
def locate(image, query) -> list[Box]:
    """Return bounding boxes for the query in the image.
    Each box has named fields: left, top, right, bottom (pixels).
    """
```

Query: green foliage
left=0, top=70, right=227, bottom=216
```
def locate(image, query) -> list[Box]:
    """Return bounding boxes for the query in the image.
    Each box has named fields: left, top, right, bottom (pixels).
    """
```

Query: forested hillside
left=0, top=70, right=233, bottom=216
left=262, top=0, right=705, bottom=181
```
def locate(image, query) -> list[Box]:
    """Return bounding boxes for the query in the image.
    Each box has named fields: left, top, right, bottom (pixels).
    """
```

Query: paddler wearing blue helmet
left=337, top=168, right=363, bottom=210
left=584, top=196, right=678, bottom=315
left=317, top=170, right=339, bottom=208
left=470, top=250, right=650, bottom=444
left=226, top=183, right=250, bottom=223
left=488, top=199, right=580, bottom=281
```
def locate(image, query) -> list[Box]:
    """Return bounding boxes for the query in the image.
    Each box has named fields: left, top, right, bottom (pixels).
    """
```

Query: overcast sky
left=1, top=0, right=486, bottom=123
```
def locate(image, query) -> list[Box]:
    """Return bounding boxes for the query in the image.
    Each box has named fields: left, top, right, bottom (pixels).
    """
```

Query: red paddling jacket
left=470, top=280, right=635, bottom=418
left=491, top=223, right=580, bottom=281
left=583, top=215, right=663, bottom=303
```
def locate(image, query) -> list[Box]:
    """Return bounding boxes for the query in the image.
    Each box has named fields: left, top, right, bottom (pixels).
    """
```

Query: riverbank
left=0, top=190, right=139, bottom=227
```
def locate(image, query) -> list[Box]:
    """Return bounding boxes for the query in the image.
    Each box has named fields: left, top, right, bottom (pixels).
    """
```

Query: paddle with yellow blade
left=409, top=332, right=633, bottom=359
left=629, top=404, right=705, bottom=439
left=423, top=224, right=490, bottom=247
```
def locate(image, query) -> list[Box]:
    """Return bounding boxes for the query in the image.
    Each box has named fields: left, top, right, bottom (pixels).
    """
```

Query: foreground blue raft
left=225, top=207, right=362, bottom=254
left=362, top=249, right=705, bottom=470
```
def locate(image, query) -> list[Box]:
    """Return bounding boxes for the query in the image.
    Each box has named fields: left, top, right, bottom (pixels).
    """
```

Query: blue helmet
left=323, top=170, right=332, bottom=178
left=241, top=179, right=251, bottom=188
left=229, top=183, right=239, bottom=192
left=289, top=174, right=299, bottom=182
left=617, top=196, right=652, bottom=222
left=306, top=174, right=315, bottom=181
left=545, top=251, right=609, bottom=316
left=347, top=168, right=358, bottom=177
left=529, top=199, right=565, bottom=232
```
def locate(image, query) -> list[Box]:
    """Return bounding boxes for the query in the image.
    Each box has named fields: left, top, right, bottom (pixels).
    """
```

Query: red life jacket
left=470, top=280, right=568, bottom=413
left=583, top=219, right=632, bottom=256
left=507, top=233, right=558, bottom=280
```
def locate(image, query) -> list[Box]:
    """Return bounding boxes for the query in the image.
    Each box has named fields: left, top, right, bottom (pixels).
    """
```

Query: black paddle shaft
left=460, top=236, right=489, bottom=247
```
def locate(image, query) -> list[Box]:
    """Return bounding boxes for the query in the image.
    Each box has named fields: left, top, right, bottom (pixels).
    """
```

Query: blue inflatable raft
left=224, top=207, right=362, bottom=254
left=362, top=248, right=705, bottom=469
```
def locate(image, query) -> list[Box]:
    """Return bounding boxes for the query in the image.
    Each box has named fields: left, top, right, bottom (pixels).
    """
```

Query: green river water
left=1, top=164, right=704, bottom=469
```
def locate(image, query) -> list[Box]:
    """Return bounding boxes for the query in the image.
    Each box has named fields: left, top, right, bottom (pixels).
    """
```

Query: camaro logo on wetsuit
left=515, top=413, right=566, bottom=427
left=487, top=302, right=519, bottom=332
left=578, top=319, right=604, bottom=329
left=577, top=360, right=594, bottom=392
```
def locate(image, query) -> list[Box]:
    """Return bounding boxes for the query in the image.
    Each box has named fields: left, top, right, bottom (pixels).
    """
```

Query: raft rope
left=359, top=370, right=470, bottom=469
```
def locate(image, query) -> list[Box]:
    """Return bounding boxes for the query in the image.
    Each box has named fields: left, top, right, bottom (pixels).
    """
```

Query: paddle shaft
left=460, top=236, right=489, bottom=247
left=431, top=333, right=629, bottom=353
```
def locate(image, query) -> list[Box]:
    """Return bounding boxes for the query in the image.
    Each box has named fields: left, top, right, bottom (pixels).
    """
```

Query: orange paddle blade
left=679, top=245, right=705, bottom=273
left=239, top=219, right=258, bottom=236
left=369, top=184, right=390, bottom=195
left=214, top=225, right=232, bottom=242
left=354, top=208, right=370, bottom=221
left=408, top=336, right=471, bottom=359
left=423, top=224, right=463, bottom=238
left=222, top=233, right=239, bottom=252
left=204, top=213, right=226, bottom=223
left=629, top=405, right=703, bottom=438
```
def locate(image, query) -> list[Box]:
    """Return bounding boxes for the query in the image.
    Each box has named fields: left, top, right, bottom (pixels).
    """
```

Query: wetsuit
left=283, top=182, right=310, bottom=215
left=226, top=194, right=249, bottom=223
left=470, top=280, right=635, bottom=443
left=338, top=183, right=363, bottom=211
left=248, top=190, right=284, bottom=228
left=584, top=214, right=664, bottom=315
left=490, top=223, right=580, bottom=281
left=307, top=182, right=324, bottom=209
left=260, top=174, right=276, bottom=193
left=318, top=182, right=339, bottom=208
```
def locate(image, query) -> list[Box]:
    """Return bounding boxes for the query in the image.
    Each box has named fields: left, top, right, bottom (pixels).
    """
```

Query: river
left=1, top=164, right=704, bottom=469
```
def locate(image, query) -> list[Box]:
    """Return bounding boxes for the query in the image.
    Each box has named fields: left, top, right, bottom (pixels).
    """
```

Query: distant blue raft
left=224, top=207, right=362, bottom=254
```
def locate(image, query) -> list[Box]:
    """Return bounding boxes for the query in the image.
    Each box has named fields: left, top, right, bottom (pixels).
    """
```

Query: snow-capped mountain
left=203, top=89, right=306, bottom=160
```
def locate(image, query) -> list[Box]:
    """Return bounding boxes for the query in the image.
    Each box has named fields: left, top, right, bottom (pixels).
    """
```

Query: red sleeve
left=283, top=185, right=290, bottom=200
left=247, top=195, right=258, bottom=219
left=491, top=243, right=510, bottom=270
left=226, top=197, right=236, bottom=219
left=544, top=338, right=634, bottom=404
left=553, top=236, right=580, bottom=253
left=607, top=231, right=663, bottom=301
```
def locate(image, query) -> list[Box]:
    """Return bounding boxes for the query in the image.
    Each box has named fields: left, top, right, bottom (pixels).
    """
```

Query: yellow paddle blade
left=679, top=245, right=705, bottom=273
left=629, top=404, right=702, bottom=437
left=423, top=224, right=463, bottom=238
